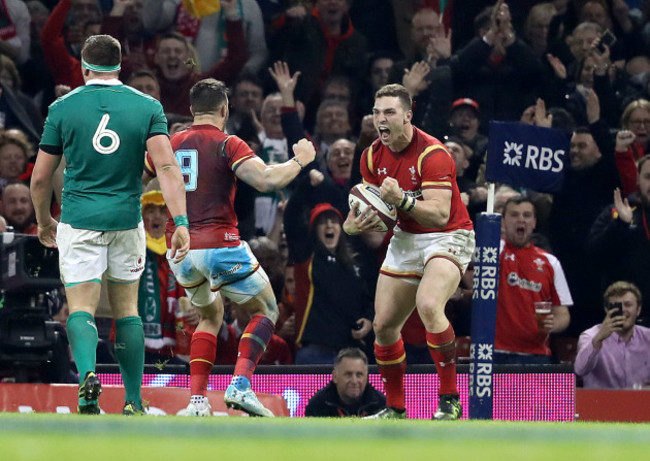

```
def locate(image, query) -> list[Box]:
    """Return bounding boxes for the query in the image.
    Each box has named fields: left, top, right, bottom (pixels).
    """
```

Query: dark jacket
left=284, top=177, right=374, bottom=351
left=305, top=381, right=385, bottom=417
left=586, top=194, right=650, bottom=327
left=550, top=119, right=621, bottom=333
left=453, top=37, right=542, bottom=127
left=273, top=10, right=367, bottom=105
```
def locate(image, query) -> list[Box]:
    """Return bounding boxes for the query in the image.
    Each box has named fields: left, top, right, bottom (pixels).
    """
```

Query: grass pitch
left=0, top=413, right=647, bottom=461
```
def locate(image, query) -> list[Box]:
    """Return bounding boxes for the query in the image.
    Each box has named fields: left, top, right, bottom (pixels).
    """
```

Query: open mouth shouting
left=378, top=126, right=391, bottom=142
left=335, top=157, right=351, bottom=171
left=516, top=224, right=526, bottom=237
left=323, top=229, right=337, bottom=248
left=150, top=221, right=164, bottom=234
left=161, top=58, right=189, bottom=81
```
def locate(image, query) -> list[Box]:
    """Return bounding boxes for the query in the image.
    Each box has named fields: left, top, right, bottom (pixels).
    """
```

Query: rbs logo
left=502, top=141, right=565, bottom=172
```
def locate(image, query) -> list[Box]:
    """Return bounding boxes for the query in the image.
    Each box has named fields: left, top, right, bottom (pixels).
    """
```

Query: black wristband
left=405, top=196, right=416, bottom=212
left=399, top=194, right=409, bottom=209
left=398, top=194, right=416, bottom=212
left=292, top=157, right=304, bottom=170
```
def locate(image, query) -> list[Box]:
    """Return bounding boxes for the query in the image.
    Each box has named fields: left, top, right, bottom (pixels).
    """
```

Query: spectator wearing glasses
left=615, top=99, right=650, bottom=196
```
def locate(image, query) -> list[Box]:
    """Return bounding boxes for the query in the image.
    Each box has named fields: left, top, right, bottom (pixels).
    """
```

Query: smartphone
left=598, top=29, right=617, bottom=52
left=608, top=301, right=623, bottom=316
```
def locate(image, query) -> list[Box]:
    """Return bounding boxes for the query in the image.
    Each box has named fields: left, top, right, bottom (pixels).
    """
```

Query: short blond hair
left=603, top=281, right=642, bottom=307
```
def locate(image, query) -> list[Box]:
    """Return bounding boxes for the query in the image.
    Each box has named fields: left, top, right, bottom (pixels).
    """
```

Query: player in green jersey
left=30, top=34, right=190, bottom=415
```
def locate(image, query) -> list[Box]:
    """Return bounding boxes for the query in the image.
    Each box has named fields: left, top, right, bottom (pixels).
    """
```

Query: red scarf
left=312, top=8, right=355, bottom=80
left=176, top=4, right=202, bottom=39
left=0, top=0, right=17, bottom=41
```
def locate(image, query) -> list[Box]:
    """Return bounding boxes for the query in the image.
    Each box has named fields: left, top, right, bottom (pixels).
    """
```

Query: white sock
left=190, top=395, right=207, bottom=405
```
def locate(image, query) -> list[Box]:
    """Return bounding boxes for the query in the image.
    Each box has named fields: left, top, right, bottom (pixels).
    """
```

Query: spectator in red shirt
left=152, top=25, right=247, bottom=115
left=495, top=196, right=572, bottom=364
left=40, top=0, right=102, bottom=89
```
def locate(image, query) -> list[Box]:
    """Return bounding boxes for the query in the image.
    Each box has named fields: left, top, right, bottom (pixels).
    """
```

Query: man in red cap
left=448, top=97, right=488, bottom=182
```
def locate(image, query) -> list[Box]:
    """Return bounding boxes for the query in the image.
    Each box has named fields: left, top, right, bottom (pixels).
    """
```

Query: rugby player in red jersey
left=343, top=84, right=475, bottom=419
left=145, top=78, right=315, bottom=417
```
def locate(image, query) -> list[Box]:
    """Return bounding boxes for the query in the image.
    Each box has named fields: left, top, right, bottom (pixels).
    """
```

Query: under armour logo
left=505, top=253, right=515, bottom=261
left=377, top=167, right=387, bottom=175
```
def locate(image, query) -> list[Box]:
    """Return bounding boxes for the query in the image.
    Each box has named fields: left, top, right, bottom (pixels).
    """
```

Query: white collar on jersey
left=85, top=78, right=123, bottom=86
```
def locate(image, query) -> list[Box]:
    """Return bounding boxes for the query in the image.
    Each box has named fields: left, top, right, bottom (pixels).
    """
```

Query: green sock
left=66, top=311, right=98, bottom=407
left=114, top=316, right=145, bottom=408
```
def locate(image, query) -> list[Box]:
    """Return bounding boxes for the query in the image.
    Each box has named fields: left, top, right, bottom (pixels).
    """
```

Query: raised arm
left=235, top=138, right=315, bottom=192
left=269, top=61, right=299, bottom=108
left=41, top=0, right=78, bottom=86
left=202, top=0, right=248, bottom=85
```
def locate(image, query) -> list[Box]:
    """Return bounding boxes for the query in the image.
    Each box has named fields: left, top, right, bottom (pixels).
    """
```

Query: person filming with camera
left=574, top=281, right=650, bottom=389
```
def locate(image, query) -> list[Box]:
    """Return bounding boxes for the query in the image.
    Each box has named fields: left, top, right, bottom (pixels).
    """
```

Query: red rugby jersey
left=495, top=240, right=573, bottom=356
left=145, top=124, right=256, bottom=249
left=360, top=126, right=473, bottom=233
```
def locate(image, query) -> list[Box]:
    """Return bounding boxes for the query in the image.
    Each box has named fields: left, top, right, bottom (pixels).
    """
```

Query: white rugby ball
left=348, top=183, right=397, bottom=232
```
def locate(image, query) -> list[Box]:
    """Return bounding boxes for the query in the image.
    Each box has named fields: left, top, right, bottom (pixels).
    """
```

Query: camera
left=0, top=233, right=72, bottom=383
left=607, top=301, right=623, bottom=316
left=1, top=233, right=61, bottom=295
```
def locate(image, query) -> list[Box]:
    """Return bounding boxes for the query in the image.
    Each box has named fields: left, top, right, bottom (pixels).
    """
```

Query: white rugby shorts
left=56, top=221, right=146, bottom=285
left=381, top=226, right=475, bottom=285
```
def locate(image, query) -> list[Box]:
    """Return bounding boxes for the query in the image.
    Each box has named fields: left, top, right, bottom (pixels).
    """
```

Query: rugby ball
left=348, top=183, right=397, bottom=232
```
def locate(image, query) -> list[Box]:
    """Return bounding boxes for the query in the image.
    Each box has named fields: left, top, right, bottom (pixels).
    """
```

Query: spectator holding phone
left=575, top=281, right=650, bottom=389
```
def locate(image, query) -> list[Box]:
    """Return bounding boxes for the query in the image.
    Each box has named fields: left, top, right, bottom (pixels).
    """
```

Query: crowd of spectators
left=1, top=0, right=650, bottom=387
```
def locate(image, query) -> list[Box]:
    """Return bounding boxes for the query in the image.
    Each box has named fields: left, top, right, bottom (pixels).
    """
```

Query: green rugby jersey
left=40, top=80, right=168, bottom=231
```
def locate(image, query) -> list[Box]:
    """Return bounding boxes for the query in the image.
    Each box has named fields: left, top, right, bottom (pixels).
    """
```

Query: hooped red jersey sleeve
left=419, top=144, right=456, bottom=191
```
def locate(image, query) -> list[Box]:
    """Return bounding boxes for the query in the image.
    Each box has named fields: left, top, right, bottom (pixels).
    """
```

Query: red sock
left=234, top=315, right=274, bottom=380
left=427, top=324, right=458, bottom=395
left=189, top=331, right=217, bottom=396
left=375, top=338, right=407, bottom=410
